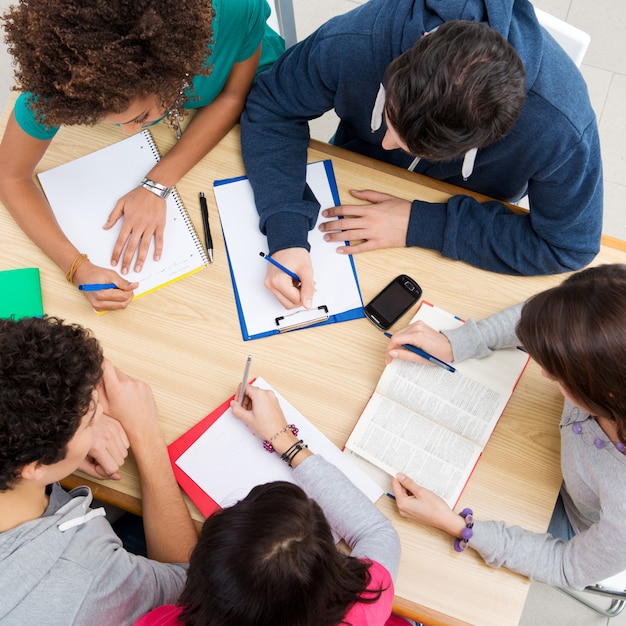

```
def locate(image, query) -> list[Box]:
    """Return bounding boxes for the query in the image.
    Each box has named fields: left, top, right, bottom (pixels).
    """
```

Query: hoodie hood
left=0, top=484, right=105, bottom=619
left=371, top=0, right=543, bottom=88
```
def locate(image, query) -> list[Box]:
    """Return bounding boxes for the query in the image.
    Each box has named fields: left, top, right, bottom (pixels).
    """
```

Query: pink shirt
left=134, top=561, right=406, bottom=626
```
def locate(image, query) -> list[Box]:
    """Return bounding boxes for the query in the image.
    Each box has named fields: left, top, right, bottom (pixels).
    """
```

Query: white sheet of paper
left=175, top=377, right=383, bottom=508
left=214, top=161, right=363, bottom=338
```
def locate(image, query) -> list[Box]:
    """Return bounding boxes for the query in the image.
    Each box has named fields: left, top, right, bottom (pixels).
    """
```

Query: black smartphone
left=364, top=274, right=422, bottom=330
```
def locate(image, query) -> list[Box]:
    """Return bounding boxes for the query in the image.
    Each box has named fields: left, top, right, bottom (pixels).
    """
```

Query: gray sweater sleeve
left=442, top=303, right=524, bottom=362
left=293, top=455, right=401, bottom=580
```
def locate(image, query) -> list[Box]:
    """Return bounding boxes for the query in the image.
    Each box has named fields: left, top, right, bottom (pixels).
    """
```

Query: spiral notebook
left=37, top=130, right=208, bottom=299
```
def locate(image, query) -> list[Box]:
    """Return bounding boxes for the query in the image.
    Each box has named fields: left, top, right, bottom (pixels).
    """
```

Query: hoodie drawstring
left=371, top=83, right=386, bottom=133
left=462, top=148, right=478, bottom=180
left=58, top=507, right=106, bottom=532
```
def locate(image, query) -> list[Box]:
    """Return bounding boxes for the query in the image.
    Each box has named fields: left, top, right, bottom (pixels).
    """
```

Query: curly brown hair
left=0, top=316, right=103, bottom=492
left=3, top=0, right=214, bottom=126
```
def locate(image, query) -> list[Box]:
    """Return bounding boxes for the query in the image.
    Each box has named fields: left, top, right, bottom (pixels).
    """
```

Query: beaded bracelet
left=66, top=253, right=89, bottom=284
left=263, top=424, right=299, bottom=452
left=453, top=508, right=474, bottom=552
left=280, top=439, right=308, bottom=467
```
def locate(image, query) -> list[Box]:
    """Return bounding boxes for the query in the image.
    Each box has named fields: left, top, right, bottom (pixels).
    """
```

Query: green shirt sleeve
left=14, top=92, right=60, bottom=140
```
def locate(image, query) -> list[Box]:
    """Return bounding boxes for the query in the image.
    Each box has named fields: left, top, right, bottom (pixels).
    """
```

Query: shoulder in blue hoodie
left=241, top=0, right=602, bottom=275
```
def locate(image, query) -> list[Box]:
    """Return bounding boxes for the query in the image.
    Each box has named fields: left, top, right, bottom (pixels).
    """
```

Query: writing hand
left=77, top=413, right=130, bottom=480
left=104, top=186, right=166, bottom=275
left=385, top=320, right=454, bottom=365
left=231, top=385, right=312, bottom=466
left=231, top=384, right=287, bottom=441
left=392, top=473, right=465, bottom=537
left=264, top=248, right=315, bottom=310
left=73, top=260, right=137, bottom=311
left=319, top=189, right=411, bottom=254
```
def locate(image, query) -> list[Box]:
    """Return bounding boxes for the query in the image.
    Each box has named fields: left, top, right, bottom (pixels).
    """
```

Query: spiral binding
left=141, top=130, right=209, bottom=266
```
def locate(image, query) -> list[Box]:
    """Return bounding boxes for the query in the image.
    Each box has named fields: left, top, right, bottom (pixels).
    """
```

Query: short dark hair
left=2, top=0, right=214, bottom=126
left=0, top=316, right=103, bottom=491
left=517, top=265, right=626, bottom=441
left=384, top=20, right=527, bottom=160
left=178, top=481, right=383, bottom=626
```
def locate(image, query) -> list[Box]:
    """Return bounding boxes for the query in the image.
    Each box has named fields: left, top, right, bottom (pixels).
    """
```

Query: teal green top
left=14, top=0, right=284, bottom=140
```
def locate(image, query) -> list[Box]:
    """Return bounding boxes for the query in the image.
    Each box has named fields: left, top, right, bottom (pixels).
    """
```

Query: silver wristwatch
left=141, top=177, right=171, bottom=199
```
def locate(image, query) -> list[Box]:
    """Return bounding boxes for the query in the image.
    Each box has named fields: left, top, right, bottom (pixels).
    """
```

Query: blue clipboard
left=214, top=160, right=364, bottom=341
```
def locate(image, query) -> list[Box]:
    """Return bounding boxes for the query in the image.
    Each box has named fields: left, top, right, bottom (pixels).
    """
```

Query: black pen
left=199, top=192, right=214, bottom=263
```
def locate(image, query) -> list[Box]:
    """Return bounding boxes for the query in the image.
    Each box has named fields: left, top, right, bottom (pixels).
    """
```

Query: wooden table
left=2, top=97, right=625, bottom=625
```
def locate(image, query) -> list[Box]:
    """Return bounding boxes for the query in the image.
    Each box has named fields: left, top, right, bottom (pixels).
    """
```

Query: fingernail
left=111, top=260, right=117, bottom=267
left=397, top=472, right=406, bottom=480
left=134, top=264, right=142, bottom=272
left=154, top=254, right=160, bottom=261
left=322, top=209, right=329, bottom=216
left=303, top=298, right=312, bottom=309
left=323, top=234, right=330, bottom=241
left=389, top=350, right=398, bottom=359
left=122, top=267, right=128, bottom=275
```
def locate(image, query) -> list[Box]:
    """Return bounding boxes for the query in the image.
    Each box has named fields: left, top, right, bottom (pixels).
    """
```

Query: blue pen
left=78, top=283, right=118, bottom=292
left=259, top=252, right=301, bottom=287
left=384, top=332, right=456, bottom=373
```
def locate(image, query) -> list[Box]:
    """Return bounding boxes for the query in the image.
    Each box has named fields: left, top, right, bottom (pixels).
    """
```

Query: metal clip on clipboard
left=275, top=305, right=329, bottom=333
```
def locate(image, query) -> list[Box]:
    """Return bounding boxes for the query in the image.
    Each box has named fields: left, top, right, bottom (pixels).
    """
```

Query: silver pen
left=237, top=355, right=252, bottom=404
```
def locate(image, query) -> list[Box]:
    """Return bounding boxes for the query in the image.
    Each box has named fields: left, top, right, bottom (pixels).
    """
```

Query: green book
left=0, top=268, right=44, bottom=319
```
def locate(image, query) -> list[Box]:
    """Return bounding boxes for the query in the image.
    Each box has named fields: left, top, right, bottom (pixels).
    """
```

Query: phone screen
left=364, top=275, right=422, bottom=329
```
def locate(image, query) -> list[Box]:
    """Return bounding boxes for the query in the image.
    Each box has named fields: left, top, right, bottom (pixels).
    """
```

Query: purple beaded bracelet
left=453, top=508, right=474, bottom=552
left=263, top=424, right=299, bottom=453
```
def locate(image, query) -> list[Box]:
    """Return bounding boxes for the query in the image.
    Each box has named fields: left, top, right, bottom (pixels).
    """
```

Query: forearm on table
left=131, top=423, right=198, bottom=563
left=146, top=97, right=244, bottom=188
left=443, top=303, right=524, bottom=362
left=0, top=177, right=81, bottom=273
left=294, top=455, right=401, bottom=579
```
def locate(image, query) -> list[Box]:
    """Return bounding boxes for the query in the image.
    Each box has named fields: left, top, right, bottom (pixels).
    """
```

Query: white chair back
left=534, top=6, right=590, bottom=67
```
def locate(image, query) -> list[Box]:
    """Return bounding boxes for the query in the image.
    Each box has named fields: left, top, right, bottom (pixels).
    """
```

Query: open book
left=169, top=377, right=383, bottom=517
left=37, top=130, right=208, bottom=300
left=213, top=161, right=364, bottom=340
left=345, top=302, right=529, bottom=507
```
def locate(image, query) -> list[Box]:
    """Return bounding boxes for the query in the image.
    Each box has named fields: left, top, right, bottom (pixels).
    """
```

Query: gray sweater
left=443, top=304, right=626, bottom=589
left=0, top=483, right=187, bottom=625
left=294, top=454, right=401, bottom=581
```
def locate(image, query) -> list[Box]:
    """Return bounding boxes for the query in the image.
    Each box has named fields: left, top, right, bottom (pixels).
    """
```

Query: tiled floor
left=0, top=1, right=624, bottom=624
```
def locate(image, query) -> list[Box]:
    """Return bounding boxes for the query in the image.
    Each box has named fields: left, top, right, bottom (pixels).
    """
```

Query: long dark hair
left=177, top=481, right=383, bottom=626
left=517, top=264, right=626, bottom=441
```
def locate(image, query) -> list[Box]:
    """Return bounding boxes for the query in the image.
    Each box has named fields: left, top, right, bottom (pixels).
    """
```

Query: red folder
left=168, top=394, right=234, bottom=517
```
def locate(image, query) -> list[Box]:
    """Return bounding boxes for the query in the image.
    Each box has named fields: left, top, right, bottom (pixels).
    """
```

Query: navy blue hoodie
left=241, top=0, right=602, bottom=275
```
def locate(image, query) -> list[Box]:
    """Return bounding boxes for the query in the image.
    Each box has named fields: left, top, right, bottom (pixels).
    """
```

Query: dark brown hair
left=384, top=20, right=527, bottom=161
left=517, top=265, right=626, bottom=441
left=2, top=0, right=214, bottom=126
left=177, top=481, right=384, bottom=626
